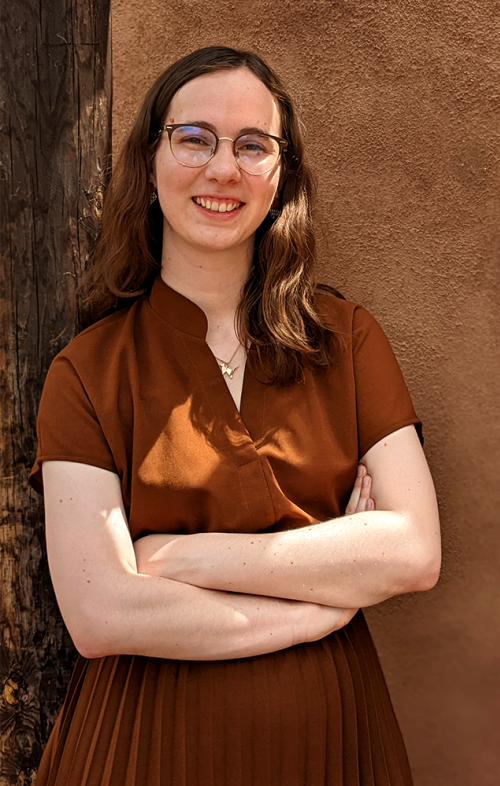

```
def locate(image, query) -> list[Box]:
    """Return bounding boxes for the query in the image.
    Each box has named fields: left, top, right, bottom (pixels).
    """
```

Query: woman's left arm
left=135, top=425, right=441, bottom=608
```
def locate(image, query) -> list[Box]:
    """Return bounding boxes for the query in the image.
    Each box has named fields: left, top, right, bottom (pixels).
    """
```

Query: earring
left=149, top=189, right=158, bottom=205
left=269, top=197, right=280, bottom=220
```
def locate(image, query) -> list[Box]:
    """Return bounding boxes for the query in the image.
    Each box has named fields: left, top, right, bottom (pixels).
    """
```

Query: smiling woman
left=151, top=68, right=283, bottom=265
left=29, top=46, right=440, bottom=786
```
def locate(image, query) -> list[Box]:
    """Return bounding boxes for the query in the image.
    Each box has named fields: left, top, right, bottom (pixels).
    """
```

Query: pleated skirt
left=35, top=612, right=413, bottom=786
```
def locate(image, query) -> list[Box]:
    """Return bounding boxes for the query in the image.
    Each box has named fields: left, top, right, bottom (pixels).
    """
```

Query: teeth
left=194, top=197, right=241, bottom=213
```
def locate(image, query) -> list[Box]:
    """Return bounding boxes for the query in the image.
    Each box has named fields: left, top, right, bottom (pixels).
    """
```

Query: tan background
left=111, top=2, right=500, bottom=784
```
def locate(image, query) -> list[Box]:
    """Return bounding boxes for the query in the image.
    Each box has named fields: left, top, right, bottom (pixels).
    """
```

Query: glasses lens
left=170, top=126, right=217, bottom=167
left=235, top=134, right=280, bottom=175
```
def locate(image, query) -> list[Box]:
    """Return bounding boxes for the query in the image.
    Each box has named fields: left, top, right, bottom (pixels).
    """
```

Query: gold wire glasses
left=158, top=124, right=287, bottom=176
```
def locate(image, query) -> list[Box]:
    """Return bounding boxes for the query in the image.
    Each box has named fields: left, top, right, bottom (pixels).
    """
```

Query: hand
left=344, top=464, right=376, bottom=515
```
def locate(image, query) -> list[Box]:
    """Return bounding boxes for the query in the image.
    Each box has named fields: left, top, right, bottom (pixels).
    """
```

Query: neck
left=160, top=235, right=253, bottom=325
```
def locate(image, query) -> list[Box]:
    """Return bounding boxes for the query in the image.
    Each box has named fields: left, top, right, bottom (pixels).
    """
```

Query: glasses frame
left=157, top=123, right=288, bottom=176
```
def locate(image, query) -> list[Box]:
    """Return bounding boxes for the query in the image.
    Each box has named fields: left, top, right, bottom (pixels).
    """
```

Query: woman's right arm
left=42, top=460, right=355, bottom=661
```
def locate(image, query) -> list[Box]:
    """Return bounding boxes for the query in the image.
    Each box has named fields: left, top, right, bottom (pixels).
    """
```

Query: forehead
left=167, top=68, right=281, bottom=135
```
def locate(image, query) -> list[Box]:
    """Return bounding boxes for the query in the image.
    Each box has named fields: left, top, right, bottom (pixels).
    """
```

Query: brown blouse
left=30, top=276, right=420, bottom=786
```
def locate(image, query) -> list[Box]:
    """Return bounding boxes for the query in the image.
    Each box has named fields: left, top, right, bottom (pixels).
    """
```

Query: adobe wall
left=111, top=2, right=500, bottom=783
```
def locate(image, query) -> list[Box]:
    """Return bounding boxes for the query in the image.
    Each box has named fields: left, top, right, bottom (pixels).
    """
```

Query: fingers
left=345, top=465, right=376, bottom=515
left=361, top=472, right=376, bottom=512
left=359, top=468, right=371, bottom=503
left=344, top=464, right=365, bottom=515
left=359, top=470, right=376, bottom=512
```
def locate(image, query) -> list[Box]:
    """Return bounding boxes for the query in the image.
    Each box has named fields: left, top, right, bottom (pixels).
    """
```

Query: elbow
left=74, top=637, right=110, bottom=661
left=414, top=557, right=441, bottom=592
left=64, top=598, right=124, bottom=660
left=407, top=543, right=441, bottom=594
left=394, top=509, right=441, bottom=595
left=71, top=618, right=116, bottom=660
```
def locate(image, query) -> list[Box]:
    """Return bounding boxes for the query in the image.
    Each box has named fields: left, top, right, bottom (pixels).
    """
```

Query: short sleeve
left=353, top=306, right=422, bottom=458
left=29, top=354, right=117, bottom=495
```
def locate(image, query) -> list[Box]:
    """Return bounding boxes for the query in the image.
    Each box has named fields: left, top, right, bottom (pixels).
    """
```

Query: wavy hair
left=78, top=46, right=342, bottom=384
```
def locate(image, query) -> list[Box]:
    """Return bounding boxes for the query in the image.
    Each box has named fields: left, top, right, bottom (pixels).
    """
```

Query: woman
left=30, top=46, right=441, bottom=785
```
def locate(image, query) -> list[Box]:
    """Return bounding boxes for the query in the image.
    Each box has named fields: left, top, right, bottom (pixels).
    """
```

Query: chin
left=190, top=231, right=253, bottom=253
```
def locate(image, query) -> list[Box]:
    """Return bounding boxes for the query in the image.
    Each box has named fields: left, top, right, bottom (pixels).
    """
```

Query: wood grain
left=0, top=1, right=111, bottom=781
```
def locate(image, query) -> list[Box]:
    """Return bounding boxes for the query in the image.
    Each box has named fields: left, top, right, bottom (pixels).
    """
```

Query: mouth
left=192, top=196, right=243, bottom=214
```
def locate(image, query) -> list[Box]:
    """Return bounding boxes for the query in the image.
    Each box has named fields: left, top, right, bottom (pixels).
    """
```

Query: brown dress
left=30, top=276, right=420, bottom=786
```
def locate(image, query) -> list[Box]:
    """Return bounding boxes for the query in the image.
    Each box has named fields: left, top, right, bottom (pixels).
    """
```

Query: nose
left=204, top=138, right=241, bottom=182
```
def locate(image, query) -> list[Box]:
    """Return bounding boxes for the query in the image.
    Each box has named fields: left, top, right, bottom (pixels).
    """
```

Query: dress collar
left=147, top=275, right=208, bottom=338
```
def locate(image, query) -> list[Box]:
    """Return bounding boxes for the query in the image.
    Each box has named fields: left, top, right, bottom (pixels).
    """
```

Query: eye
left=172, top=126, right=215, bottom=149
left=236, top=135, right=276, bottom=157
left=241, top=141, right=266, bottom=152
left=179, top=134, right=211, bottom=147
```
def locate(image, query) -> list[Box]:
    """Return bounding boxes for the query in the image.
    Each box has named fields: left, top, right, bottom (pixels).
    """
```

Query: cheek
left=157, top=162, right=176, bottom=189
left=266, top=170, right=281, bottom=200
left=254, top=181, right=279, bottom=214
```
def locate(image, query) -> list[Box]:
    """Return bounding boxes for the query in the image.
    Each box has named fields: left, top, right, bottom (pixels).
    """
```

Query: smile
left=193, top=197, right=243, bottom=213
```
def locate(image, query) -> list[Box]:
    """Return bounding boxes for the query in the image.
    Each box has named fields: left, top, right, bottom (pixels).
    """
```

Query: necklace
left=214, top=345, right=241, bottom=379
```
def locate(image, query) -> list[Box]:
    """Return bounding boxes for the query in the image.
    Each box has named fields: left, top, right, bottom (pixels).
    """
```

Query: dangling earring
left=149, top=189, right=158, bottom=205
left=269, top=196, right=280, bottom=220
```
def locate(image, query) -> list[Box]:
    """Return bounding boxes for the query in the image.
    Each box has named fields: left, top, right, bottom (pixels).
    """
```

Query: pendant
left=220, top=363, right=238, bottom=379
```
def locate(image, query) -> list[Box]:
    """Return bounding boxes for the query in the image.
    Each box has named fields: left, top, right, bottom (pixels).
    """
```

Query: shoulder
left=42, top=297, right=151, bottom=401
left=314, top=285, right=374, bottom=337
left=314, top=286, right=402, bottom=368
left=55, top=298, right=146, bottom=371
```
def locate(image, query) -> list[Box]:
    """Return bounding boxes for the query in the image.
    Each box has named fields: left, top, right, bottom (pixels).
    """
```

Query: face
left=151, top=68, right=282, bottom=259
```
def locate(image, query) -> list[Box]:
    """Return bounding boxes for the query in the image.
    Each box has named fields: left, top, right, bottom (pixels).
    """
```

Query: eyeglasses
left=157, top=124, right=287, bottom=176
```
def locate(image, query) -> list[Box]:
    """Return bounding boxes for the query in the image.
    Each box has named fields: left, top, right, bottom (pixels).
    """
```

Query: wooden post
left=0, top=1, right=111, bottom=781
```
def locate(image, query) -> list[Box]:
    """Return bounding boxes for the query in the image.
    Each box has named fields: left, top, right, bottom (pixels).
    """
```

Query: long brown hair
left=79, top=46, right=342, bottom=384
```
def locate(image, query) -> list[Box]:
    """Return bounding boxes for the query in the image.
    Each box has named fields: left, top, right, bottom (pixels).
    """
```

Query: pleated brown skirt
left=35, top=612, right=412, bottom=786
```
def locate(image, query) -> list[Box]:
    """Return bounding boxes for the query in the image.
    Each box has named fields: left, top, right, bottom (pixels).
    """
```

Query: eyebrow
left=179, top=121, right=270, bottom=136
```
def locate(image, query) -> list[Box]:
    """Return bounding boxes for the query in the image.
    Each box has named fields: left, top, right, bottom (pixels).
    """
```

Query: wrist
left=290, top=600, right=322, bottom=646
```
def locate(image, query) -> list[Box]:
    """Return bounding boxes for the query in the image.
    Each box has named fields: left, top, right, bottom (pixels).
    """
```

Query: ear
left=149, top=172, right=157, bottom=189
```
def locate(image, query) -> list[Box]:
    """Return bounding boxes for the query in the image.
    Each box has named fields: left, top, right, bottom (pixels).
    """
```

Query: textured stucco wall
left=111, top=2, right=500, bottom=784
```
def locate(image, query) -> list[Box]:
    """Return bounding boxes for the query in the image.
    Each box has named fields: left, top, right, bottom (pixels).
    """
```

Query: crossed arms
left=41, top=425, right=441, bottom=661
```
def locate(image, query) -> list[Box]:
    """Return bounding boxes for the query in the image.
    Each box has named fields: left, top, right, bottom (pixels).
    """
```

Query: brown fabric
left=30, top=276, right=420, bottom=785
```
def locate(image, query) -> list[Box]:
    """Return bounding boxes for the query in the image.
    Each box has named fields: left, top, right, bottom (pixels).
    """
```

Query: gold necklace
left=214, top=345, right=241, bottom=379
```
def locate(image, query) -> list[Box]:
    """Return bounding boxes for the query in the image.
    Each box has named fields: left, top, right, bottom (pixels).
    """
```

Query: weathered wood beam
left=0, top=1, right=111, bottom=781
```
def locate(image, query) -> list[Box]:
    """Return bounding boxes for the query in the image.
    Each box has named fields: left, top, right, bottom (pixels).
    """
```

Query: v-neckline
left=148, top=275, right=268, bottom=454
left=210, top=346, right=246, bottom=413
left=194, top=338, right=267, bottom=452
